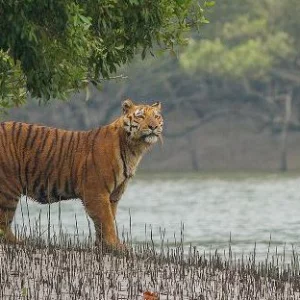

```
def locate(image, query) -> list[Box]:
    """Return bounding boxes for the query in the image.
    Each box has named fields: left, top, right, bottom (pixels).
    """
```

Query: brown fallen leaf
left=143, top=291, right=159, bottom=300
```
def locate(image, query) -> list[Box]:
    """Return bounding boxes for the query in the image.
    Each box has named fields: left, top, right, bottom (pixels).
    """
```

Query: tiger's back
left=0, top=121, right=90, bottom=203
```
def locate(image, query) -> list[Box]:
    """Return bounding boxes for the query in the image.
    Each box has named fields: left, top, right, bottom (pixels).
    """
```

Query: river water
left=14, top=172, right=300, bottom=260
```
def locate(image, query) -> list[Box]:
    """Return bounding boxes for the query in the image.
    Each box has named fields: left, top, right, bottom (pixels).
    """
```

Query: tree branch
left=272, top=68, right=300, bottom=85
left=89, top=74, right=128, bottom=86
left=164, top=108, right=271, bottom=139
left=242, top=78, right=267, bottom=102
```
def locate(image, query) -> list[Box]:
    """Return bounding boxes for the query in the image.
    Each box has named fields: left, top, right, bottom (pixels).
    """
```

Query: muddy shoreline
left=1, top=239, right=300, bottom=300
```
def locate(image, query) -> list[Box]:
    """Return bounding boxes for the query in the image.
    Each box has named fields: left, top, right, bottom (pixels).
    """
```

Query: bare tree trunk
left=187, top=135, right=200, bottom=171
left=280, top=92, right=292, bottom=172
left=191, top=147, right=200, bottom=171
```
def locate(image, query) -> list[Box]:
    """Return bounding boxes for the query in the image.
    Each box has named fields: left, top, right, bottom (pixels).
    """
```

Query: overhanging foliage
left=0, top=0, right=210, bottom=110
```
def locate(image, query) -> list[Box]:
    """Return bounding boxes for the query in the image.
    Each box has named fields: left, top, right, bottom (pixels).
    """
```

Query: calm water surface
left=14, top=172, right=300, bottom=259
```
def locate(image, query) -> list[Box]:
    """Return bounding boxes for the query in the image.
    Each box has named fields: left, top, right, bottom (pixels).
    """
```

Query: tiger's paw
left=0, top=229, right=24, bottom=246
left=96, top=239, right=131, bottom=256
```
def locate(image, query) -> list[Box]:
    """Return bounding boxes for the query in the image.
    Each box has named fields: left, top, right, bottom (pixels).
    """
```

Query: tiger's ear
left=152, top=101, right=161, bottom=111
left=122, top=99, right=134, bottom=114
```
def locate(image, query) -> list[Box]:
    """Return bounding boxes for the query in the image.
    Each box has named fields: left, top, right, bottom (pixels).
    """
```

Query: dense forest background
left=6, top=0, right=300, bottom=172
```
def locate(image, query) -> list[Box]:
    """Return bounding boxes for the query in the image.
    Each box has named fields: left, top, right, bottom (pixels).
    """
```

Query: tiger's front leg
left=110, top=180, right=128, bottom=220
left=83, top=191, right=123, bottom=251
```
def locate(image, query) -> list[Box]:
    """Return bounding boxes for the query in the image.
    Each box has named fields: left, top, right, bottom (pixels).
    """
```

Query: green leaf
left=204, top=1, right=215, bottom=8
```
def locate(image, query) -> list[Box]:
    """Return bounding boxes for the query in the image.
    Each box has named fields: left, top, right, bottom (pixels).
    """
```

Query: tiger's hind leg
left=0, top=195, right=21, bottom=244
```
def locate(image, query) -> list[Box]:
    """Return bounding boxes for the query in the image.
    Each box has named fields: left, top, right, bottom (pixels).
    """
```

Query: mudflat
left=0, top=241, right=299, bottom=300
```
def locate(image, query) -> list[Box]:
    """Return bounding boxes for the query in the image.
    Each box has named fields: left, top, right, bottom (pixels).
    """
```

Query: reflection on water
left=14, top=172, right=300, bottom=259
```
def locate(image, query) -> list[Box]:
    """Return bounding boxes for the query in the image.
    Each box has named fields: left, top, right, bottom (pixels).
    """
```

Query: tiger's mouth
left=143, top=133, right=159, bottom=144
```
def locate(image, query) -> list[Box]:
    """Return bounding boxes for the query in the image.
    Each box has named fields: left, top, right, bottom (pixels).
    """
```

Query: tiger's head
left=122, top=99, right=163, bottom=144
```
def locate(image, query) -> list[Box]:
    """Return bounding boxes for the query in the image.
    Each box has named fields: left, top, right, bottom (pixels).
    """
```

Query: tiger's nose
left=148, top=125, right=157, bottom=130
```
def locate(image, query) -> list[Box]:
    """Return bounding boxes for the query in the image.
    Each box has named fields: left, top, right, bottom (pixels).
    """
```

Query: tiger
left=0, top=99, right=163, bottom=250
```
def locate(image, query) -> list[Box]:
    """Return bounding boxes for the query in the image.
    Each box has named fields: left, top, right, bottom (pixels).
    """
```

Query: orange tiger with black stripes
left=0, top=99, right=163, bottom=251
